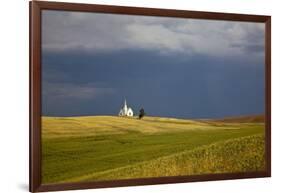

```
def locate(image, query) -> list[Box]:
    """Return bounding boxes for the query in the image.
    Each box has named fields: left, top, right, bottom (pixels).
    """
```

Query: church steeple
left=118, top=98, right=134, bottom=117
left=124, top=98, right=127, bottom=111
left=124, top=99, right=127, bottom=108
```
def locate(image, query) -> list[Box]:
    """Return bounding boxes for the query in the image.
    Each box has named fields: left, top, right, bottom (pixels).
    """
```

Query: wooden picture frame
left=30, top=1, right=271, bottom=192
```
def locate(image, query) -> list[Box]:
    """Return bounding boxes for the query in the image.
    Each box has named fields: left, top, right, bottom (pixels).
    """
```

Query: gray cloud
left=43, top=82, right=115, bottom=100
left=42, top=10, right=265, bottom=57
left=231, top=43, right=264, bottom=53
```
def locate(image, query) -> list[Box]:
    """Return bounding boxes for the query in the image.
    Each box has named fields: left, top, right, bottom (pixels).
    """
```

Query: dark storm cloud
left=41, top=10, right=265, bottom=118
left=42, top=50, right=265, bottom=118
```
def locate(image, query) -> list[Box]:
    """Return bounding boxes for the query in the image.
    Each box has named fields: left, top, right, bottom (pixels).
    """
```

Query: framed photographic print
left=30, top=1, right=271, bottom=192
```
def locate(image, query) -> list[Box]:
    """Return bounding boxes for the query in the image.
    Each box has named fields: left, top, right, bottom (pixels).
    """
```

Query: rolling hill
left=214, top=115, right=265, bottom=123
left=41, top=115, right=265, bottom=184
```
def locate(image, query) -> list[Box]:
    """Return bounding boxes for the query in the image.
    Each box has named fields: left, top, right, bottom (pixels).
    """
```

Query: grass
left=71, top=134, right=265, bottom=182
left=41, top=115, right=265, bottom=184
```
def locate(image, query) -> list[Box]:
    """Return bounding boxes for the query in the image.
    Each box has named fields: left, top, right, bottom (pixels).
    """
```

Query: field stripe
left=60, top=134, right=264, bottom=183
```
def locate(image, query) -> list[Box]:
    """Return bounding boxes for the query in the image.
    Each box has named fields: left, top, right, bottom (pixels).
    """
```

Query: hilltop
left=214, top=115, right=265, bottom=123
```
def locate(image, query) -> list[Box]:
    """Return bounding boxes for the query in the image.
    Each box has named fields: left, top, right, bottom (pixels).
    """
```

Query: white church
left=118, top=99, right=134, bottom=117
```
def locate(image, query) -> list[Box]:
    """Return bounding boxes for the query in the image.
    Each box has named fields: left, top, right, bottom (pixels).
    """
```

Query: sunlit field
left=42, top=115, right=265, bottom=184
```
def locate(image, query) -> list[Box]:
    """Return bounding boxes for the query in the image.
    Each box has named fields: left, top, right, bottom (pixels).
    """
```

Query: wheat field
left=41, top=115, right=265, bottom=184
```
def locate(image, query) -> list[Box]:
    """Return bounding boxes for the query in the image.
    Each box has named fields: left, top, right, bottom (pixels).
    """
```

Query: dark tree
left=139, top=108, right=145, bottom=119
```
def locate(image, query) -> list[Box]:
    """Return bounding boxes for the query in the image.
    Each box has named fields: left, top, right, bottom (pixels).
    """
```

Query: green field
left=42, top=115, right=265, bottom=184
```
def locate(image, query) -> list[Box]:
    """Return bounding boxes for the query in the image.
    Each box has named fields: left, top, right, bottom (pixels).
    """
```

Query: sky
left=42, top=10, right=265, bottom=119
